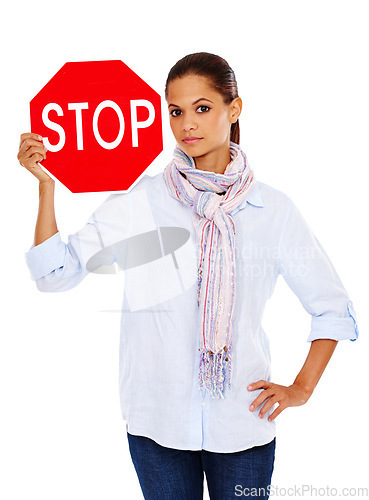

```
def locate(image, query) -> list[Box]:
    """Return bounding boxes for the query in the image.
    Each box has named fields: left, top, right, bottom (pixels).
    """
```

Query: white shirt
left=24, top=174, right=359, bottom=453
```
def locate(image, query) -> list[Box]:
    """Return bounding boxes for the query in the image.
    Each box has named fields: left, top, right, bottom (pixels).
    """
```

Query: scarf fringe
left=198, top=347, right=232, bottom=399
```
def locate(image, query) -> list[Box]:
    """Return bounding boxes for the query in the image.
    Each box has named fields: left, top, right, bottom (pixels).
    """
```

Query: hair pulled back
left=165, top=52, right=240, bottom=144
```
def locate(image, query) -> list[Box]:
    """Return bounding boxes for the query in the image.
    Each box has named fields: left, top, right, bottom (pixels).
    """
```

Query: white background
left=1, top=0, right=368, bottom=498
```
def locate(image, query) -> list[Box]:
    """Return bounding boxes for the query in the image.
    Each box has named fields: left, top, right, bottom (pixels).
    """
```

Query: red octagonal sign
left=30, top=60, right=163, bottom=193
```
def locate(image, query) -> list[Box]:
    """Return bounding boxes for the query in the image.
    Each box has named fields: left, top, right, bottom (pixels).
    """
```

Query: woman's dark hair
left=165, top=52, right=240, bottom=144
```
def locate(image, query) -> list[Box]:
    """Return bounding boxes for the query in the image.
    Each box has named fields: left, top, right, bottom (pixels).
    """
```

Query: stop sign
left=30, top=60, right=163, bottom=193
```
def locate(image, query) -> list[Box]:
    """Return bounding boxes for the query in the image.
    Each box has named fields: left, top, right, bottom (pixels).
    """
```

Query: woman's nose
left=182, top=117, right=198, bottom=132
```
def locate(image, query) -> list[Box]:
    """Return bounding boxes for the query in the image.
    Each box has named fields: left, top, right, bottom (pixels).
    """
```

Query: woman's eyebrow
left=192, top=97, right=214, bottom=105
left=168, top=97, right=214, bottom=108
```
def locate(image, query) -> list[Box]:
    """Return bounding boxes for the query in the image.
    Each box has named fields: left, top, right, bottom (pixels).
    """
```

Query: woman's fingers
left=247, top=380, right=270, bottom=391
left=19, top=132, right=43, bottom=148
left=18, top=136, right=47, bottom=167
left=267, top=404, right=286, bottom=422
left=18, top=138, right=44, bottom=155
left=248, top=381, right=311, bottom=422
left=247, top=379, right=271, bottom=408
left=18, top=144, right=47, bottom=163
left=257, top=395, right=279, bottom=418
left=249, top=388, right=273, bottom=411
left=17, top=132, right=52, bottom=183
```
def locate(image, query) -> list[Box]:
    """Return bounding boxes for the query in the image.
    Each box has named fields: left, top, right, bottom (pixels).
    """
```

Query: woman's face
left=166, top=74, right=241, bottom=164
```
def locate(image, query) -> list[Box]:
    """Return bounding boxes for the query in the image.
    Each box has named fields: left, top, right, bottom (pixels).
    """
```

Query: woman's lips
left=182, top=137, right=203, bottom=145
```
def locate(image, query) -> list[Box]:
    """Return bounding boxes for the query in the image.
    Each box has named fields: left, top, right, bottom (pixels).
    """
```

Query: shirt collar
left=246, top=181, right=264, bottom=207
left=243, top=181, right=265, bottom=208
left=230, top=181, right=264, bottom=216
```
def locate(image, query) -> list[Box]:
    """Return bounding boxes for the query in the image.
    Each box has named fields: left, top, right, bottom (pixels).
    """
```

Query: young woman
left=18, top=52, right=359, bottom=500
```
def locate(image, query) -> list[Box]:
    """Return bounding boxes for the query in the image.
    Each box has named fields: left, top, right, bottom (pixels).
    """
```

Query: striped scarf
left=163, top=142, right=256, bottom=399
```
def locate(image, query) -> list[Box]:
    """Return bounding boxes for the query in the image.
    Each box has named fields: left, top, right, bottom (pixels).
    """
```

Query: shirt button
left=202, top=402, right=207, bottom=407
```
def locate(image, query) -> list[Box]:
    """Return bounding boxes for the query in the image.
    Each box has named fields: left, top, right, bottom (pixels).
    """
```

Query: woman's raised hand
left=17, top=133, right=51, bottom=183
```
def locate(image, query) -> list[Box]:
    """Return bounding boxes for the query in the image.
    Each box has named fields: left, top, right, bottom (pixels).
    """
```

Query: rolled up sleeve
left=24, top=183, right=156, bottom=293
left=278, top=197, right=359, bottom=343
left=24, top=192, right=127, bottom=293
left=24, top=226, right=97, bottom=292
left=25, top=231, right=66, bottom=281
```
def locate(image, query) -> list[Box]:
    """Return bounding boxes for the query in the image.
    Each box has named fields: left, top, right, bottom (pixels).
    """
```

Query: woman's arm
left=35, top=179, right=58, bottom=246
left=248, top=338, right=338, bottom=421
left=249, top=194, right=359, bottom=422
left=17, top=132, right=58, bottom=246
left=293, top=338, right=338, bottom=396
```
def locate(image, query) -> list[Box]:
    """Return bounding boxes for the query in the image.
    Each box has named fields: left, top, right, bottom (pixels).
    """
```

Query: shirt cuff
left=25, top=231, right=66, bottom=281
left=307, top=300, right=359, bottom=342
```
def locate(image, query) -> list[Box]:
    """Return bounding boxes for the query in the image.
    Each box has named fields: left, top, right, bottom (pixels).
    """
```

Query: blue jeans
left=127, top=432, right=276, bottom=499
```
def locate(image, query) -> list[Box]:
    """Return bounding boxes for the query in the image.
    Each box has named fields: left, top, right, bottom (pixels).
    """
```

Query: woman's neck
left=193, top=144, right=232, bottom=174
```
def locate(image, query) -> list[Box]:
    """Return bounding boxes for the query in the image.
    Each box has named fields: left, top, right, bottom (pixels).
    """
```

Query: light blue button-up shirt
left=24, top=174, right=359, bottom=453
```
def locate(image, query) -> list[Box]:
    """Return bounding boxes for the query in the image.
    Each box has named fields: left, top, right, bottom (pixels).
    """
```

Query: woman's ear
left=229, top=97, right=242, bottom=123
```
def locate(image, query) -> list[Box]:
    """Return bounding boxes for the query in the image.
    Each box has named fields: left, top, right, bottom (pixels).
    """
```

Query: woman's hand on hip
left=247, top=380, right=312, bottom=422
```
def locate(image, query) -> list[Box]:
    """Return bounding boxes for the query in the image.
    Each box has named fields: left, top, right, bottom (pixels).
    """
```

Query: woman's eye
left=170, top=109, right=182, bottom=117
left=197, top=105, right=210, bottom=113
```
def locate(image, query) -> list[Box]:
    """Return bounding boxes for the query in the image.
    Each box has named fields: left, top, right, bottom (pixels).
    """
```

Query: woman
left=18, top=52, right=359, bottom=500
